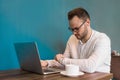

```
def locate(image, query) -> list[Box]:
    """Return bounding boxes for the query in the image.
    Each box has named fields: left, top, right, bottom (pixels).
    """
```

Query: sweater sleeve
left=46, top=60, right=64, bottom=68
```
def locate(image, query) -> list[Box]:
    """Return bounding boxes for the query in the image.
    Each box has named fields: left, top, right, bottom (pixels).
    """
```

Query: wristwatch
left=59, top=57, right=64, bottom=64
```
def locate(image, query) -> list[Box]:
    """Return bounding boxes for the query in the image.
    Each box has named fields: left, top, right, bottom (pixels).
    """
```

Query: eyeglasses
left=68, top=20, right=86, bottom=32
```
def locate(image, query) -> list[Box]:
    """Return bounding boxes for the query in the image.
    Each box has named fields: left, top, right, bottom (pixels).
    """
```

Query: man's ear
left=86, top=18, right=90, bottom=26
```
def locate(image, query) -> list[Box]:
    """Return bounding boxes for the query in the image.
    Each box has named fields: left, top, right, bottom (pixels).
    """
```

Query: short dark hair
left=68, top=7, right=90, bottom=21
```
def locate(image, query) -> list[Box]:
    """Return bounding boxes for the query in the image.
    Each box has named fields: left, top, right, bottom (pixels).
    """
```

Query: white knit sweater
left=47, top=30, right=111, bottom=73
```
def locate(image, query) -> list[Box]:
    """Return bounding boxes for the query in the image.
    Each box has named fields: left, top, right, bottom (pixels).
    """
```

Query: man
left=41, top=7, right=111, bottom=73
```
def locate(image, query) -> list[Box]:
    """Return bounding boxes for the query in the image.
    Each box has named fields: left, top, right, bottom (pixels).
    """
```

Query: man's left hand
left=55, top=54, right=64, bottom=63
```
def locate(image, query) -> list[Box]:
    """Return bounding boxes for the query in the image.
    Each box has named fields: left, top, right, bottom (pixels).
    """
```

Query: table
left=0, top=69, right=113, bottom=80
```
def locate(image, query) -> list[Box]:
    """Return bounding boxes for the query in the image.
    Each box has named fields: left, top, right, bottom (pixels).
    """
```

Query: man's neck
left=82, top=28, right=92, bottom=43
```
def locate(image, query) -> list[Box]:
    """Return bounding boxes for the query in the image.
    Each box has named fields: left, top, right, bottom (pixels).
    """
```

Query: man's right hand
left=41, top=60, right=48, bottom=67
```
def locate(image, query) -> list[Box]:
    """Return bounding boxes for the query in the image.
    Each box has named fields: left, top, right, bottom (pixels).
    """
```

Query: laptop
left=14, top=42, right=63, bottom=74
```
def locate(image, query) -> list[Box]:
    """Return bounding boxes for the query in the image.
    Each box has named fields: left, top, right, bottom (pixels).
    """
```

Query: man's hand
left=55, top=54, right=64, bottom=63
left=41, top=60, right=48, bottom=67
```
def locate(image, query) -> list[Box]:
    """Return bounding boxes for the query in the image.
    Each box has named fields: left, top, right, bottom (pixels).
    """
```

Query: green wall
left=0, top=0, right=120, bottom=70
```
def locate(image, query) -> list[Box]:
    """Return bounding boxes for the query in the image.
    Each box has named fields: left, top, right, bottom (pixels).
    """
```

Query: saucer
left=60, top=71, right=84, bottom=77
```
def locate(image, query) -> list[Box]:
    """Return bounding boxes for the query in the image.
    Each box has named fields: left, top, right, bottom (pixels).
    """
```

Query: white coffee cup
left=65, top=64, right=79, bottom=75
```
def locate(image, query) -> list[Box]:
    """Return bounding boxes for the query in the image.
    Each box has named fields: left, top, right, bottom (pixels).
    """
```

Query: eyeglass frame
left=68, top=19, right=86, bottom=32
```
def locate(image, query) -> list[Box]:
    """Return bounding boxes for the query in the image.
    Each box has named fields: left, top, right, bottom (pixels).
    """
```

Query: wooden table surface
left=0, top=69, right=113, bottom=80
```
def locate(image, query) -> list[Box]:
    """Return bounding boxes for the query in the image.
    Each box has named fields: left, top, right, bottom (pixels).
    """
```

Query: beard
left=75, top=28, right=88, bottom=40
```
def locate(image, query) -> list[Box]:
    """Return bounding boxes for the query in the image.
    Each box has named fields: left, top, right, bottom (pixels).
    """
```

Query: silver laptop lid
left=14, top=42, right=44, bottom=74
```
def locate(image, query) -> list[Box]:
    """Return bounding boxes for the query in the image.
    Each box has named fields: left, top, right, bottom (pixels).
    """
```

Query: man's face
left=69, top=16, right=88, bottom=40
